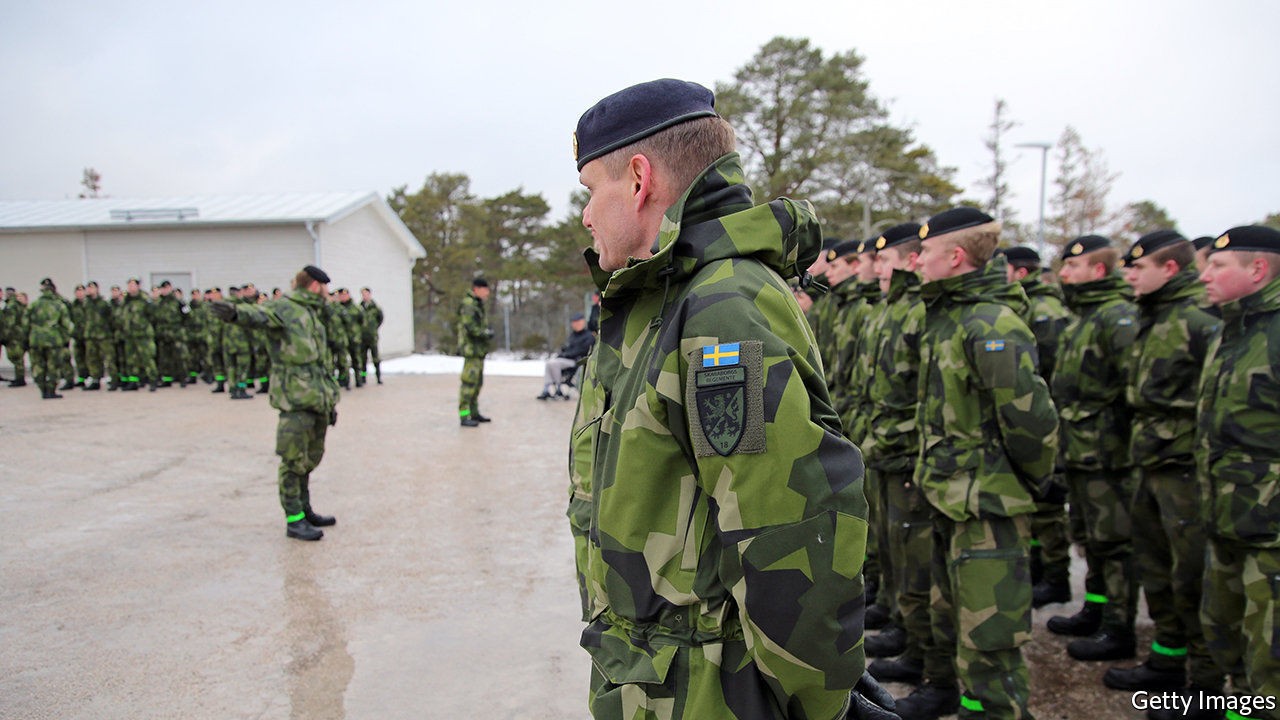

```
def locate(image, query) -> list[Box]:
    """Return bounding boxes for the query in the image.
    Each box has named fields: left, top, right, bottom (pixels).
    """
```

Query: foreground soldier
left=1194, top=225, right=1280, bottom=720
left=210, top=266, right=341, bottom=542
left=4, top=287, right=29, bottom=387
left=118, top=278, right=158, bottom=392
left=27, top=278, right=74, bottom=400
left=456, top=278, right=492, bottom=427
left=896, top=208, right=1058, bottom=720
left=359, top=287, right=383, bottom=384
left=567, top=79, right=893, bottom=719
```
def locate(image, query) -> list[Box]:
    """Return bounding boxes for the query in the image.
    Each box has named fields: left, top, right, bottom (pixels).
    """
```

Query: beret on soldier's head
left=574, top=79, right=718, bottom=171
left=830, top=239, right=861, bottom=260
left=1062, top=234, right=1112, bottom=259
left=996, top=246, right=1042, bottom=266
left=472, top=277, right=489, bottom=288
left=74, top=283, right=85, bottom=290
left=302, top=265, right=331, bottom=284
left=39, top=277, right=55, bottom=290
left=1192, top=236, right=1215, bottom=252
left=919, top=207, right=996, bottom=241
left=875, top=223, right=924, bottom=251
left=1124, top=229, right=1188, bottom=266
left=1208, top=225, right=1280, bottom=254
left=159, top=280, right=172, bottom=288
left=857, top=237, right=877, bottom=255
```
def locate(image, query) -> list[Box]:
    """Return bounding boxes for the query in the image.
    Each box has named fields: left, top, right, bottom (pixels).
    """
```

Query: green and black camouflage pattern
left=1019, top=276, right=1072, bottom=387
left=568, top=153, right=868, bottom=720
left=229, top=289, right=340, bottom=416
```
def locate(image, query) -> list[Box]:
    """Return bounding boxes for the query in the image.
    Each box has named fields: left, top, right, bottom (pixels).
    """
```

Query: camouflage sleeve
left=970, top=308, right=1060, bottom=490
left=681, top=259, right=868, bottom=716
left=231, top=303, right=285, bottom=331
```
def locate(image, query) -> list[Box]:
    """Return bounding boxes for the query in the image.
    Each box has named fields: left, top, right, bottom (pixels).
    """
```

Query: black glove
left=209, top=301, right=237, bottom=322
left=329, top=410, right=338, bottom=427
left=1042, top=479, right=1068, bottom=505
left=847, top=672, right=899, bottom=720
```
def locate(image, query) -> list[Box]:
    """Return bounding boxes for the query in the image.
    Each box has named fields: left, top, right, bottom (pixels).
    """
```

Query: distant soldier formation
left=800, top=220, right=1280, bottom=720
left=1, top=280, right=384, bottom=399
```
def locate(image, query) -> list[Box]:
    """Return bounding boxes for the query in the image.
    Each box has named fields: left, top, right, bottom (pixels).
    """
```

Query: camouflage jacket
left=1020, top=277, right=1072, bottom=386
left=323, top=302, right=348, bottom=348
left=823, top=279, right=864, bottom=417
left=569, top=153, right=868, bottom=718
left=1197, top=274, right=1280, bottom=548
left=3, top=298, right=28, bottom=347
left=151, top=295, right=185, bottom=339
left=1053, top=275, right=1138, bottom=472
left=915, top=263, right=1059, bottom=520
left=340, top=300, right=364, bottom=342
left=27, top=290, right=74, bottom=349
left=118, top=292, right=155, bottom=339
left=456, top=292, right=490, bottom=358
left=230, top=289, right=339, bottom=415
left=69, top=298, right=86, bottom=340
left=1127, top=270, right=1219, bottom=470
left=843, top=282, right=885, bottom=447
left=361, top=300, right=383, bottom=338
left=864, top=269, right=924, bottom=472
left=81, top=296, right=114, bottom=340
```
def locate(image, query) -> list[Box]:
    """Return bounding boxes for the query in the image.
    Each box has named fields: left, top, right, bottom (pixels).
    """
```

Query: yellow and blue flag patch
left=702, top=343, right=740, bottom=367
left=984, top=340, right=1006, bottom=352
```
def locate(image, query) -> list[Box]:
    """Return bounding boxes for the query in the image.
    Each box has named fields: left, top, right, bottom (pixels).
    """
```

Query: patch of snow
left=381, top=352, right=546, bottom=377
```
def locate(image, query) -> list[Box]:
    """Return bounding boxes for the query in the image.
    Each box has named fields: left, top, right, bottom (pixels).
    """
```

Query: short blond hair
left=600, top=116, right=737, bottom=193
left=944, top=221, right=1002, bottom=265
left=1083, top=247, right=1121, bottom=272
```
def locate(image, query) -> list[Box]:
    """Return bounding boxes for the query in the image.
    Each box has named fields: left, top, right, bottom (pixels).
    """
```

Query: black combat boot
left=9, top=377, right=26, bottom=387
left=286, top=519, right=323, bottom=541
left=1147, top=687, right=1227, bottom=720
left=304, top=506, right=336, bottom=527
left=1047, top=601, right=1104, bottom=636
left=1103, top=658, right=1186, bottom=691
left=865, top=603, right=892, bottom=630
left=258, top=380, right=270, bottom=393
left=60, top=379, right=76, bottom=390
left=473, top=411, right=491, bottom=423
left=868, top=655, right=924, bottom=684
left=149, top=378, right=159, bottom=392
left=1068, top=628, right=1136, bottom=661
left=338, top=374, right=350, bottom=389
left=211, top=381, right=225, bottom=394
left=893, top=681, right=960, bottom=720
left=122, top=381, right=138, bottom=391
left=460, top=416, right=480, bottom=427
left=1030, top=543, right=1044, bottom=586
left=375, top=363, right=382, bottom=384
left=865, top=625, right=907, bottom=658
left=1032, top=578, right=1072, bottom=608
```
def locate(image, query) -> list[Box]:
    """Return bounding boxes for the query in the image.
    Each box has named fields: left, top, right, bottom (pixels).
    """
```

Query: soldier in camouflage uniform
left=861, top=224, right=933, bottom=687
left=325, top=294, right=351, bottom=389
left=338, top=288, right=365, bottom=387
left=108, top=285, right=126, bottom=390
left=1095, top=231, right=1224, bottom=710
left=220, top=286, right=255, bottom=399
left=567, top=79, right=894, bottom=720
left=3, top=287, right=28, bottom=387
left=802, top=238, right=836, bottom=355
left=1191, top=225, right=1280, bottom=720
left=118, top=278, right=158, bottom=392
left=204, top=288, right=228, bottom=393
left=27, top=279, right=75, bottom=399
left=252, top=291, right=272, bottom=393
left=456, top=278, right=492, bottom=427
left=996, top=247, right=1075, bottom=608
left=151, top=281, right=188, bottom=387
left=1046, top=236, right=1141, bottom=663
left=70, top=284, right=88, bottom=387
left=186, top=289, right=207, bottom=384
left=360, top=287, right=384, bottom=384
left=889, top=208, right=1057, bottom=720
left=81, top=282, right=115, bottom=391
left=210, top=266, right=340, bottom=542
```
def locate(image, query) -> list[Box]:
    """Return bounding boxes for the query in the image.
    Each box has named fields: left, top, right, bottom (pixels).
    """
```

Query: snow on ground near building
left=382, top=352, right=545, bottom=377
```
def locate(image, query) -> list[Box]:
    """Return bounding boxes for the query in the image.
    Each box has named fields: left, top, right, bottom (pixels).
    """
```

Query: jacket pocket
left=953, top=546, right=1032, bottom=652
left=583, top=621, right=679, bottom=687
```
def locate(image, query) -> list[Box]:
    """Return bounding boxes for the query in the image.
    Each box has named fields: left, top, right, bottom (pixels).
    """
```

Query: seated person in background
left=538, top=312, right=594, bottom=400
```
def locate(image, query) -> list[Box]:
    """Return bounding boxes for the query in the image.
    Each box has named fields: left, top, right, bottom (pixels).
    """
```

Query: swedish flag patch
left=984, top=340, right=1007, bottom=352
left=702, top=342, right=741, bottom=367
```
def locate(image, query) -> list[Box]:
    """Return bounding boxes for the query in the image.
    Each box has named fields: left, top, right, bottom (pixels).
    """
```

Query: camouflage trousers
left=5, top=342, right=26, bottom=380
left=84, top=337, right=115, bottom=380
left=254, top=352, right=271, bottom=387
left=276, top=410, right=328, bottom=520
left=155, top=333, right=187, bottom=383
left=361, top=334, right=380, bottom=372
left=346, top=341, right=361, bottom=378
left=205, top=340, right=224, bottom=381
left=1029, top=483, right=1071, bottom=585
left=882, top=464, right=932, bottom=665
left=223, top=350, right=252, bottom=388
left=121, top=336, right=157, bottom=383
left=72, top=337, right=86, bottom=382
left=1065, top=468, right=1137, bottom=632
left=928, top=514, right=1034, bottom=720
left=330, top=342, right=349, bottom=380
left=29, top=346, right=64, bottom=390
left=864, top=467, right=894, bottom=616
left=1131, top=464, right=1219, bottom=687
left=458, top=356, right=484, bottom=416
left=583, top=621, right=840, bottom=720
left=1202, top=540, right=1280, bottom=720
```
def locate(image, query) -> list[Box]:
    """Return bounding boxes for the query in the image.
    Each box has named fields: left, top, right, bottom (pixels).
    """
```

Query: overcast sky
left=2, top=0, right=1276, bottom=240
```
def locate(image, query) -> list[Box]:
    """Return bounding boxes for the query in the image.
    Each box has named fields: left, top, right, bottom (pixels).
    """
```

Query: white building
left=0, top=192, right=425, bottom=357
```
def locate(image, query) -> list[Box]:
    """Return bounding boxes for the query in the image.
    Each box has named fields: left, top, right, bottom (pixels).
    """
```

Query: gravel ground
left=0, top=371, right=1154, bottom=719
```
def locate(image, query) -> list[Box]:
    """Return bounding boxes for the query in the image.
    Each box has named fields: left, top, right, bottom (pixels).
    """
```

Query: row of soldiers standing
left=801, top=213, right=1279, bottom=720
left=1, top=279, right=384, bottom=399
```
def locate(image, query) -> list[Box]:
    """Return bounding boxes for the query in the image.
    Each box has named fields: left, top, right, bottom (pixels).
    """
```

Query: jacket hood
left=1136, top=268, right=1204, bottom=310
left=920, top=261, right=1029, bottom=317
left=288, top=289, right=325, bottom=308
left=886, top=268, right=920, bottom=302
left=1223, top=272, right=1280, bottom=322
left=1061, top=273, right=1132, bottom=311
left=1020, top=276, right=1066, bottom=303
left=585, top=153, right=823, bottom=296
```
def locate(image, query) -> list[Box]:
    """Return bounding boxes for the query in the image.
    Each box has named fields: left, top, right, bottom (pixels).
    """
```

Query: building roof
left=0, top=191, right=424, bottom=257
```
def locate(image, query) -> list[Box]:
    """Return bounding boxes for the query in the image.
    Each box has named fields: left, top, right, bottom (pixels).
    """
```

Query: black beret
left=1124, top=230, right=1188, bottom=266
left=856, top=237, right=878, bottom=255
left=831, top=239, right=861, bottom=260
left=821, top=236, right=841, bottom=252
left=472, top=277, right=489, bottom=288
left=74, top=283, right=85, bottom=290
left=302, top=265, right=331, bottom=284
left=574, top=79, right=717, bottom=171
left=1208, top=225, right=1280, bottom=254
left=87, top=281, right=99, bottom=288
left=40, top=277, right=55, bottom=290
left=919, top=207, right=996, bottom=240
left=996, top=246, right=1042, bottom=265
left=1192, top=236, right=1215, bottom=251
left=159, top=280, right=172, bottom=288
left=1062, top=234, right=1113, bottom=258
left=874, top=223, right=924, bottom=251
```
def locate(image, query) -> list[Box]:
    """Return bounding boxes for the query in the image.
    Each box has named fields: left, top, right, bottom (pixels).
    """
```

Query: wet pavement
left=1, top=371, right=1154, bottom=719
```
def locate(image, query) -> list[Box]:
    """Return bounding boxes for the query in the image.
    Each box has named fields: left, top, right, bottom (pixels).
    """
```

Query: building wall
left=322, top=204, right=418, bottom=357
left=0, top=232, right=86, bottom=294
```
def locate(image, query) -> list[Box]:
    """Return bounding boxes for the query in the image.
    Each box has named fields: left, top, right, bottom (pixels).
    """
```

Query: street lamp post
left=1016, top=141, right=1052, bottom=257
